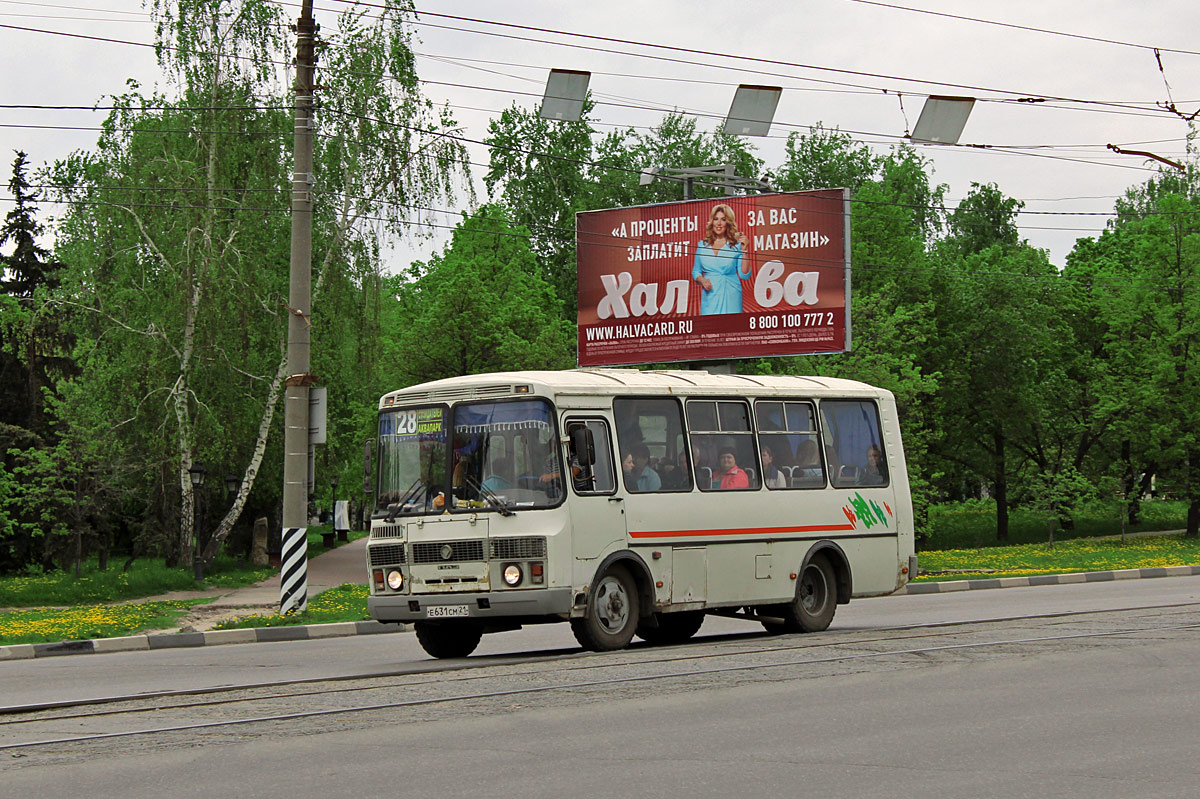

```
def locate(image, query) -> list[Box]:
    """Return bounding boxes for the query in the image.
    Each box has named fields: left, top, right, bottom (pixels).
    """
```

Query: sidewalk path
left=141, top=536, right=371, bottom=632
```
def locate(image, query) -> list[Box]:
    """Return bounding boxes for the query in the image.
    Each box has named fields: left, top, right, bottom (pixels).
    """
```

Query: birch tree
left=49, top=0, right=469, bottom=571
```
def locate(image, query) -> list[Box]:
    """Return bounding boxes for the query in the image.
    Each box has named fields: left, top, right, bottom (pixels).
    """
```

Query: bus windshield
left=375, top=398, right=563, bottom=515
left=376, top=405, right=449, bottom=514
left=450, top=399, right=562, bottom=510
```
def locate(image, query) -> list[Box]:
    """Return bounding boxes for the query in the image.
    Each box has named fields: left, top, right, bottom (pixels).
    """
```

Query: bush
left=923, top=498, right=1188, bottom=551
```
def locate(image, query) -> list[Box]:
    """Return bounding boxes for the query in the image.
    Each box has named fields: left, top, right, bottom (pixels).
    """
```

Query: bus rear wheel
left=636, top=610, right=705, bottom=645
left=414, top=620, right=484, bottom=659
left=764, top=554, right=837, bottom=634
left=571, top=566, right=640, bottom=651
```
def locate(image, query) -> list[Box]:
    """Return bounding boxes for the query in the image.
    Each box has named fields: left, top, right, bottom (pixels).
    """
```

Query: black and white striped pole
left=280, top=527, right=308, bottom=613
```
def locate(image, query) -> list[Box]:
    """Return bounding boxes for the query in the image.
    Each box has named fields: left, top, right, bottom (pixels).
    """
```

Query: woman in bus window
left=715, top=448, right=750, bottom=490
left=861, top=444, right=887, bottom=486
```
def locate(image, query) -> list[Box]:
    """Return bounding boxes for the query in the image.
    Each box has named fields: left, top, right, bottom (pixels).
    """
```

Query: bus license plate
left=427, top=605, right=469, bottom=618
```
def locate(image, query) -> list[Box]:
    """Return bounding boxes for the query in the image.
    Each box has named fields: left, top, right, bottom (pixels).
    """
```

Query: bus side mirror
left=570, top=426, right=595, bottom=466
left=363, top=438, right=375, bottom=494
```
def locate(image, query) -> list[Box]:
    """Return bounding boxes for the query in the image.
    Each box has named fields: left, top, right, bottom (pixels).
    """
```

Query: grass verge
left=0, top=598, right=211, bottom=645
left=0, top=524, right=366, bottom=608
left=916, top=534, right=1200, bottom=581
left=0, top=556, right=274, bottom=608
left=211, top=583, right=369, bottom=630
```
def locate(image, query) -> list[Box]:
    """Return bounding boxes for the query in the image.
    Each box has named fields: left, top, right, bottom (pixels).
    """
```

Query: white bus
left=365, top=370, right=915, bottom=658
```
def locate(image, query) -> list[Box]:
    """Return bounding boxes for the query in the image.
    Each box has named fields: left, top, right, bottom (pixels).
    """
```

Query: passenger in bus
left=794, top=439, right=824, bottom=485
left=481, top=457, right=512, bottom=493
left=692, top=204, right=750, bottom=315
left=860, top=445, right=887, bottom=486
left=626, top=443, right=661, bottom=492
left=660, top=450, right=691, bottom=490
left=714, top=448, right=750, bottom=490
left=760, top=444, right=787, bottom=488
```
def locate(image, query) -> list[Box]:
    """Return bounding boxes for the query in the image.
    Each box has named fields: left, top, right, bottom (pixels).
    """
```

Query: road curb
left=901, top=564, right=1200, bottom=594
left=0, top=619, right=406, bottom=662
left=6, top=564, right=1200, bottom=661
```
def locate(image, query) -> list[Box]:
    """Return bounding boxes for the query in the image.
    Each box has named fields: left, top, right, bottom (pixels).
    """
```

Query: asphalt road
left=3, top=576, right=1199, bottom=797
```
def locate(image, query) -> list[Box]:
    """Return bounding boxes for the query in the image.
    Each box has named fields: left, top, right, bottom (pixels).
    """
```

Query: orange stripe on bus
left=629, top=524, right=857, bottom=539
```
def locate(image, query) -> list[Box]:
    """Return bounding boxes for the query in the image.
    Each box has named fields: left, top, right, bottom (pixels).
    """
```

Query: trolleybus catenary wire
left=4, top=620, right=1198, bottom=752
left=10, top=192, right=1193, bottom=291
left=2, top=601, right=1198, bottom=723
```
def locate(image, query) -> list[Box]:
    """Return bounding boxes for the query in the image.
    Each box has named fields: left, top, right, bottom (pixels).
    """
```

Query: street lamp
left=909, top=95, right=975, bottom=145
left=539, top=68, right=590, bottom=121
left=188, top=462, right=207, bottom=580
left=722, top=84, right=782, bottom=137
left=223, top=473, right=243, bottom=565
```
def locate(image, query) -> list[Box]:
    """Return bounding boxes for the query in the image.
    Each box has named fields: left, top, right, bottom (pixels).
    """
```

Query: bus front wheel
left=571, top=566, right=640, bottom=651
left=414, top=620, right=484, bottom=659
left=765, top=554, right=837, bottom=634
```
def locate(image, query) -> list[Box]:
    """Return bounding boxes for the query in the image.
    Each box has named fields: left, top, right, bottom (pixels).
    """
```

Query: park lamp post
left=223, top=473, right=243, bottom=565
left=188, top=462, right=207, bottom=580
left=321, top=475, right=340, bottom=547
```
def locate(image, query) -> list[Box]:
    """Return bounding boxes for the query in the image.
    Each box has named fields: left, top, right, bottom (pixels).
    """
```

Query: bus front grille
left=412, top=540, right=485, bottom=564
left=490, top=536, right=546, bottom=560
left=369, top=543, right=407, bottom=566
left=371, top=524, right=404, bottom=539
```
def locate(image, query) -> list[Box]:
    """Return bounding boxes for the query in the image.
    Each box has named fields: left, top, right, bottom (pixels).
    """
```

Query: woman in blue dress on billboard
left=692, top=203, right=750, bottom=315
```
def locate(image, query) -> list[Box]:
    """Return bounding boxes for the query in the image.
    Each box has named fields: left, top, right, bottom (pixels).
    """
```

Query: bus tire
left=785, top=553, right=837, bottom=633
left=636, top=610, right=705, bottom=645
left=414, top=620, right=484, bottom=659
left=764, top=554, right=837, bottom=634
left=571, top=566, right=640, bottom=651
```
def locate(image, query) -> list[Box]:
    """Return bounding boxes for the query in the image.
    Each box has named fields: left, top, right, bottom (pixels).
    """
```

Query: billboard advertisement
left=576, top=189, right=850, bottom=367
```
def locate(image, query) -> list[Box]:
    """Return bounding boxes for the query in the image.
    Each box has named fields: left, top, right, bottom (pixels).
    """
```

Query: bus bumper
left=369, top=588, right=574, bottom=623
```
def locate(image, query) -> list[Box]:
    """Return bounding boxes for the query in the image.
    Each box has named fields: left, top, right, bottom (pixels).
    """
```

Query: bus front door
left=563, top=417, right=627, bottom=566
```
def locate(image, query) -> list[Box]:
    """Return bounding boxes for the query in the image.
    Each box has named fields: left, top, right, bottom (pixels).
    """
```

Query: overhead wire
left=6, top=190, right=1196, bottom=293
left=0, top=6, right=1192, bottom=246
left=841, top=0, right=1200, bottom=57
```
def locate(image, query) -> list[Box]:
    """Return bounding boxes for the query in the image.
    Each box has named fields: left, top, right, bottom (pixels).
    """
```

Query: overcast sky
left=3, top=0, right=1199, bottom=268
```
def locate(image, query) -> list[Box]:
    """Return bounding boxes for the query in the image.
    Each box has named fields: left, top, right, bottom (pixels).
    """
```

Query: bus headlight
left=502, top=563, right=523, bottom=586
left=386, top=569, right=404, bottom=590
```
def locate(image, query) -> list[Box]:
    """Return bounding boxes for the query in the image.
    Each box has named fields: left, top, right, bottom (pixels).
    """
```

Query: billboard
left=576, top=189, right=850, bottom=367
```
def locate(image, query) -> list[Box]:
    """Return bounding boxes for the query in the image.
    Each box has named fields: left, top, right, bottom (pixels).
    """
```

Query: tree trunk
left=994, top=430, right=1009, bottom=542
left=198, top=348, right=289, bottom=567
left=1121, top=441, right=1141, bottom=526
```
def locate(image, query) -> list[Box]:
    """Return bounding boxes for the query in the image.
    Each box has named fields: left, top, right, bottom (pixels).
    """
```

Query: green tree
left=0, top=151, right=74, bottom=438
left=384, top=206, right=574, bottom=384
left=46, top=0, right=470, bottom=573
left=1090, top=184, right=1200, bottom=536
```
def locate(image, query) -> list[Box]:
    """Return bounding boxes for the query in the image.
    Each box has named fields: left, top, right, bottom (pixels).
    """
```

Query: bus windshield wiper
left=385, top=478, right=424, bottom=523
left=466, top=475, right=515, bottom=517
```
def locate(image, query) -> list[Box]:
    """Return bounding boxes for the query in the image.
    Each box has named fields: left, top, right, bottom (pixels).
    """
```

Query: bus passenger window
left=820, top=400, right=888, bottom=488
left=688, top=399, right=759, bottom=491
left=613, top=398, right=691, bottom=493
left=566, top=419, right=616, bottom=495
left=754, top=400, right=824, bottom=490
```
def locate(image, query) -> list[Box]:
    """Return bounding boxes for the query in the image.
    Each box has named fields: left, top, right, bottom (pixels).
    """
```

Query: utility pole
left=280, top=0, right=316, bottom=614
